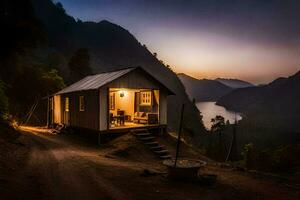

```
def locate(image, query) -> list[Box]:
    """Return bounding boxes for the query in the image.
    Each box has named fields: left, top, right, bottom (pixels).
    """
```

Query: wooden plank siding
left=159, top=91, right=168, bottom=125
left=106, top=68, right=162, bottom=90
left=53, top=95, right=61, bottom=124
left=99, top=87, right=108, bottom=131
left=61, top=90, right=99, bottom=130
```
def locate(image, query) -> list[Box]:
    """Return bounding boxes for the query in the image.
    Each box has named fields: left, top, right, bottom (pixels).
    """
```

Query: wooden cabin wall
left=99, top=87, right=108, bottom=131
left=106, top=69, right=161, bottom=89
left=53, top=95, right=61, bottom=124
left=61, top=90, right=99, bottom=130
left=159, top=91, right=168, bottom=125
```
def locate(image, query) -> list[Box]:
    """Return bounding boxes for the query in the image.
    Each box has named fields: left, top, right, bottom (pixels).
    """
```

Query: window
left=65, top=97, right=69, bottom=112
left=79, top=96, right=85, bottom=111
left=109, top=92, right=115, bottom=110
left=140, top=91, right=152, bottom=106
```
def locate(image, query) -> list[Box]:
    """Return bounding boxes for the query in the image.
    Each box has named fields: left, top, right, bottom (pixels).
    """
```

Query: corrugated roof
left=56, top=67, right=135, bottom=94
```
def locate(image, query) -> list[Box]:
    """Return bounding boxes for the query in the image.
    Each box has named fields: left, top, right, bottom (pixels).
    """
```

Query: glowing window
left=65, top=97, right=69, bottom=112
left=79, top=96, right=85, bottom=111
left=109, top=92, right=115, bottom=110
left=140, top=91, right=152, bottom=106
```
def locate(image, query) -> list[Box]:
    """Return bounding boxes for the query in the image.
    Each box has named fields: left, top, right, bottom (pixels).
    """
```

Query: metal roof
left=56, top=67, right=135, bottom=94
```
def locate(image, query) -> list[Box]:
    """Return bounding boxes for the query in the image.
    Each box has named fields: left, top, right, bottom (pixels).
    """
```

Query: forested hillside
left=0, top=0, right=65, bottom=122
left=216, top=71, right=300, bottom=158
left=0, top=0, right=207, bottom=146
left=217, top=71, right=300, bottom=132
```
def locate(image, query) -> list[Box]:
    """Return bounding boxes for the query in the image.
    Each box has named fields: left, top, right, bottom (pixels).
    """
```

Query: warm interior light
left=120, top=90, right=125, bottom=97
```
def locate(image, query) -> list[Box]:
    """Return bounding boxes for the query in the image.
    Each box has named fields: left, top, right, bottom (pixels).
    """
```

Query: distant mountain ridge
left=217, top=71, right=300, bottom=112
left=215, top=78, right=254, bottom=88
left=178, top=73, right=233, bottom=101
left=217, top=70, right=300, bottom=131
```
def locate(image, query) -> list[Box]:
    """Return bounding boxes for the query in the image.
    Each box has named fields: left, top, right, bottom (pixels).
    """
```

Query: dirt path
left=2, top=126, right=299, bottom=200
left=14, top=127, right=135, bottom=200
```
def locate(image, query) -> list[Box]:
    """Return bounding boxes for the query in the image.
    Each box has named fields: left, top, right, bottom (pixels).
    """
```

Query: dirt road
left=1, top=126, right=299, bottom=200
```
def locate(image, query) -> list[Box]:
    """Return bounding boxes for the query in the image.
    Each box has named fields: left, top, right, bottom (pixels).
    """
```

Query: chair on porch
left=133, top=112, right=158, bottom=125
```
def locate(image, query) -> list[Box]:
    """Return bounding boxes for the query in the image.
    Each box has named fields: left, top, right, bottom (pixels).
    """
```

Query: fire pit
left=163, top=158, right=206, bottom=180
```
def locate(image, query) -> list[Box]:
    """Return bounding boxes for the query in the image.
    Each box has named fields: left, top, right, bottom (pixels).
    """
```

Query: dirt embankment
left=0, top=123, right=32, bottom=199
left=0, top=125, right=299, bottom=200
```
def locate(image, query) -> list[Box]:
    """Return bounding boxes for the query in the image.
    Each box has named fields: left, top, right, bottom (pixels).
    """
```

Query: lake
left=196, top=101, right=242, bottom=130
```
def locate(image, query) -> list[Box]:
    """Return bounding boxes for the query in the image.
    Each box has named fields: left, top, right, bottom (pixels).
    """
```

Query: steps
left=149, top=145, right=164, bottom=150
left=144, top=141, right=159, bottom=146
left=131, top=129, right=172, bottom=160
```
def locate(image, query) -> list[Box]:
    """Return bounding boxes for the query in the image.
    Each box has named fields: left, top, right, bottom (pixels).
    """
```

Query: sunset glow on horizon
left=57, top=0, right=300, bottom=84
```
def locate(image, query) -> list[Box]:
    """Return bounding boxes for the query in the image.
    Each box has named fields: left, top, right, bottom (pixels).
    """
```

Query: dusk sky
left=57, top=0, right=300, bottom=84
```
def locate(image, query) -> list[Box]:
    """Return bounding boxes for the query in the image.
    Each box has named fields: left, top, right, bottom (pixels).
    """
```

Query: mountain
left=30, top=0, right=207, bottom=143
left=217, top=70, right=300, bottom=132
left=178, top=73, right=233, bottom=101
left=215, top=78, right=254, bottom=88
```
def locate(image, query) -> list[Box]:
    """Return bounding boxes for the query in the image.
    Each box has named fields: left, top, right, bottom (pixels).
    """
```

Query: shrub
left=272, top=145, right=300, bottom=173
left=242, top=143, right=257, bottom=169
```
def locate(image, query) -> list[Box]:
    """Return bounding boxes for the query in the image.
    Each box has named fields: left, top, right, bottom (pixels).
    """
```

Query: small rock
left=14, top=141, right=25, bottom=146
left=104, top=154, right=115, bottom=159
left=235, top=166, right=246, bottom=172
left=140, top=169, right=157, bottom=177
left=199, top=173, right=217, bottom=185
left=219, top=163, right=232, bottom=168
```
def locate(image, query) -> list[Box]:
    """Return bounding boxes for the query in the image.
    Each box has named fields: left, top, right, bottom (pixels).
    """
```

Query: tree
left=40, top=69, right=65, bottom=95
left=68, top=48, right=92, bottom=83
left=211, top=115, right=225, bottom=133
left=55, top=2, right=66, bottom=13
left=211, top=115, right=226, bottom=160
left=47, top=52, right=69, bottom=78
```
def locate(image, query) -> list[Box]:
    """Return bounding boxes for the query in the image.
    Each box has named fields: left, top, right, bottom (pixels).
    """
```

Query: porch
left=108, top=88, right=161, bottom=130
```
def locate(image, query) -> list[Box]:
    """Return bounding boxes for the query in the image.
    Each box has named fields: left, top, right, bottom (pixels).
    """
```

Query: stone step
left=131, top=129, right=148, bottom=134
left=139, top=136, right=155, bottom=141
left=149, top=145, right=164, bottom=150
left=136, top=132, right=152, bottom=137
left=144, top=141, right=159, bottom=146
left=154, top=149, right=169, bottom=155
left=160, top=155, right=172, bottom=160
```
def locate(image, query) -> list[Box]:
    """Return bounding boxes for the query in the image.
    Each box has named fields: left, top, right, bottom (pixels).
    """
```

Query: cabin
left=48, top=67, right=174, bottom=134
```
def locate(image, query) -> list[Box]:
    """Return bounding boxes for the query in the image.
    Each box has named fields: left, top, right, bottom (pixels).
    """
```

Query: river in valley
left=196, top=101, right=242, bottom=130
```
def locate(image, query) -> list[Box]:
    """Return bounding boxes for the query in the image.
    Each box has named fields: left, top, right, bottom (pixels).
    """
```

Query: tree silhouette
left=211, top=115, right=226, bottom=160
left=211, top=115, right=225, bottom=132
left=68, top=48, right=92, bottom=83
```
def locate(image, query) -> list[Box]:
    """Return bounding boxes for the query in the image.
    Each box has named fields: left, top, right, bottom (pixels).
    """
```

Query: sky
left=56, top=0, right=300, bottom=84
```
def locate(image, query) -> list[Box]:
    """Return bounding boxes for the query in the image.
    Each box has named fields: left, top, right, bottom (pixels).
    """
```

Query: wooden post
left=174, top=103, right=185, bottom=167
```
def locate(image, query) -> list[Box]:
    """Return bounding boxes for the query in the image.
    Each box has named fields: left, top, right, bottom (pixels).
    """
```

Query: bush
left=242, top=143, right=300, bottom=173
left=272, top=145, right=300, bottom=173
left=242, top=143, right=257, bottom=169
